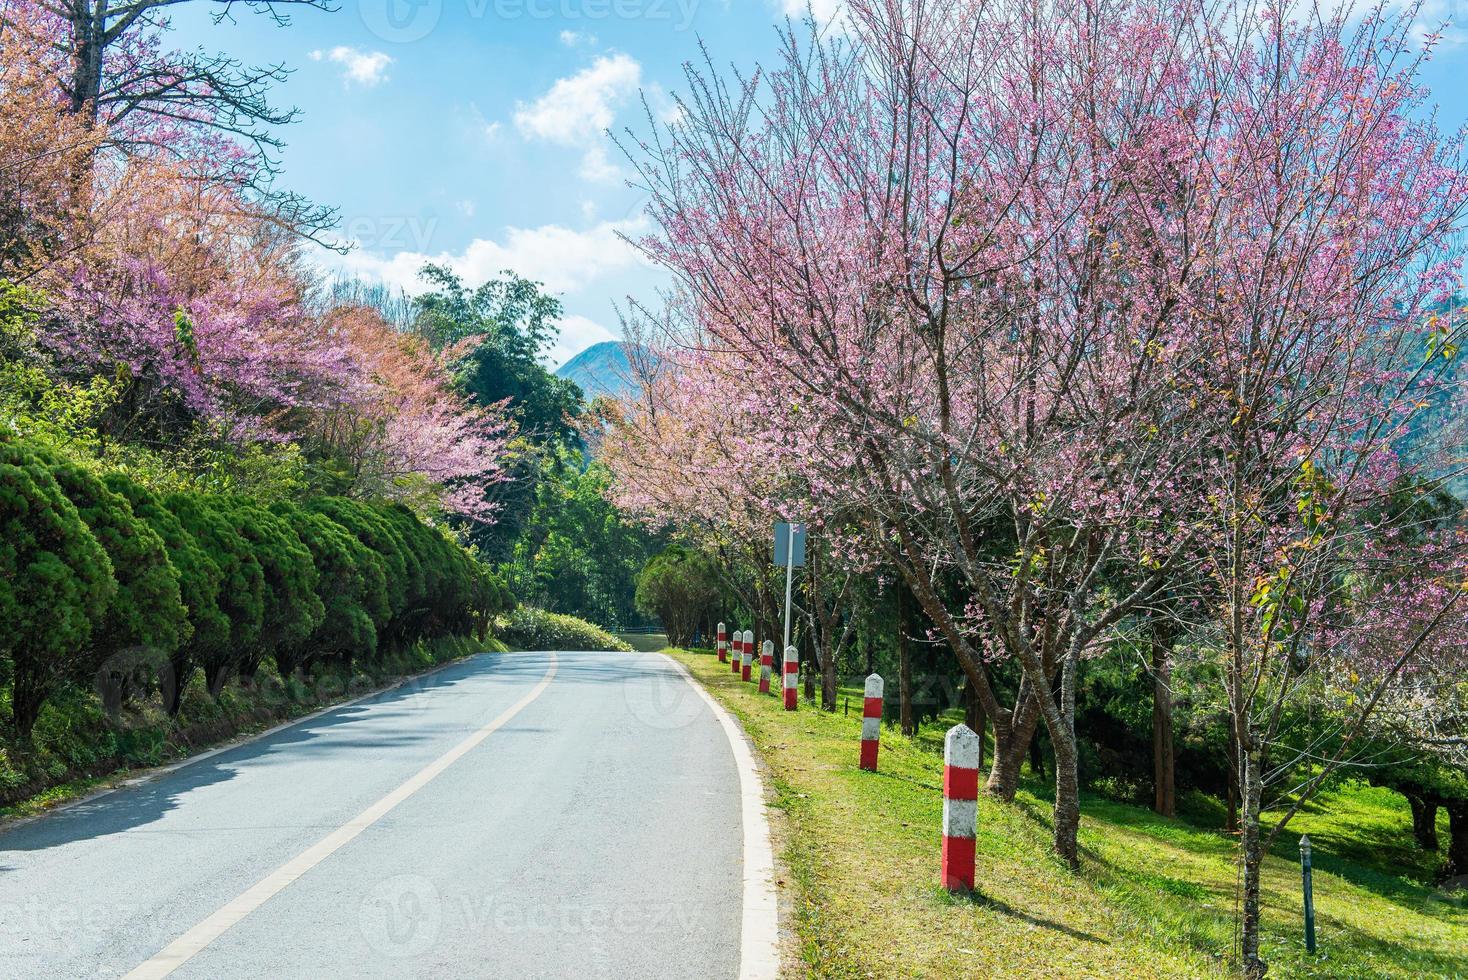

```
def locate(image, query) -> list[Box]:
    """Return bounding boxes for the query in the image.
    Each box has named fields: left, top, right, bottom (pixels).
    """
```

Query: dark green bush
left=47, top=462, right=187, bottom=717
left=269, top=502, right=383, bottom=675
left=2, top=435, right=498, bottom=742
left=0, top=437, right=115, bottom=737
left=165, top=494, right=265, bottom=695
left=305, top=497, right=414, bottom=645
left=105, top=474, right=226, bottom=715
left=225, top=501, right=323, bottom=678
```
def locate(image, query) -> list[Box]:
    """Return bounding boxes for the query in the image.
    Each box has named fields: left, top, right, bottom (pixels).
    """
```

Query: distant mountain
left=557, top=341, right=638, bottom=400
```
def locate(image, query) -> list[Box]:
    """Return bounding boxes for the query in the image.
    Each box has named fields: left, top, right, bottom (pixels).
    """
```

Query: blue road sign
left=773, top=522, right=807, bottom=567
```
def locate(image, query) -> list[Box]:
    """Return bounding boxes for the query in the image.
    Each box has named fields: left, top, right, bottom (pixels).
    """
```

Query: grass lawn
left=666, top=648, right=1468, bottom=979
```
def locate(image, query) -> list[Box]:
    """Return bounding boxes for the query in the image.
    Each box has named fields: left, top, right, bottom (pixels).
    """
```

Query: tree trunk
left=1152, top=622, right=1176, bottom=818
left=1407, top=794, right=1439, bottom=852
left=10, top=671, right=44, bottom=741
left=1239, top=742, right=1268, bottom=979
left=802, top=632, right=816, bottom=702
left=821, top=646, right=838, bottom=712
left=1030, top=729, right=1046, bottom=781
left=1052, top=728, right=1081, bottom=869
left=898, top=586, right=915, bottom=736
left=964, top=681, right=986, bottom=770
left=1446, top=801, right=1468, bottom=880
left=986, top=693, right=1040, bottom=800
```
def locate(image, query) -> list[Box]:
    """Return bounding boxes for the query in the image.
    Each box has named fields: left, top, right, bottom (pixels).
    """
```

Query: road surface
left=0, top=650, right=755, bottom=979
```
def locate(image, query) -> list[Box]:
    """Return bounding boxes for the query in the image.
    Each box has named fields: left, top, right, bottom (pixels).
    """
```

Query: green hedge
left=497, top=606, right=633, bottom=652
left=0, top=434, right=512, bottom=738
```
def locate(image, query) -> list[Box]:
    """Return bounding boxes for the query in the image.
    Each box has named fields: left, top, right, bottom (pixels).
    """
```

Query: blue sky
left=170, top=0, right=1468, bottom=366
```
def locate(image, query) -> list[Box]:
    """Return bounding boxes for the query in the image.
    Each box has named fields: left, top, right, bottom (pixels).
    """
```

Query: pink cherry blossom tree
left=621, top=2, right=1468, bottom=967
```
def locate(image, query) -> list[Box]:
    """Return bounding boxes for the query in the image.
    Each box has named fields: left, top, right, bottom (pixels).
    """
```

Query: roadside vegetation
left=669, top=649, right=1468, bottom=979
left=498, top=606, right=633, bottom=653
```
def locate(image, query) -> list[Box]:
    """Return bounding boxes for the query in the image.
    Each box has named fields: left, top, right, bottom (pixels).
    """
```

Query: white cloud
left=550, top=314, right=619, bottom=368
left=310, top=46, right=394, bottom=87
left=455, top=199, right=476, bottom=218
left=322, top=217, right=652, bottom=298
left=514, top=54, right=641, bottom=182
left=559, top=30, right=598, bottom=47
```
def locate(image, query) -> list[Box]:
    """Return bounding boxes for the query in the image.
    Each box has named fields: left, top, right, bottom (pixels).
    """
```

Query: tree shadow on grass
left=941, top=886, right=1110, bottom=944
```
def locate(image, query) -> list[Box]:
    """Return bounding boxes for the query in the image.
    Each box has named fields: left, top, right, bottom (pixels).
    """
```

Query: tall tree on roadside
left=408, top=265, right=583, bottom=557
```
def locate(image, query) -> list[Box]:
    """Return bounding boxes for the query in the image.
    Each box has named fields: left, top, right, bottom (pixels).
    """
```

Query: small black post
left=1300, top=834, right=1316, bottom=954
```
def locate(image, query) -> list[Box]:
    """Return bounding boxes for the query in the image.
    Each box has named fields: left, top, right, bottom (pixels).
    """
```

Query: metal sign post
left=1300, top=835, right=1316, bottom=954
left=773, top=522, right=807, bottom=654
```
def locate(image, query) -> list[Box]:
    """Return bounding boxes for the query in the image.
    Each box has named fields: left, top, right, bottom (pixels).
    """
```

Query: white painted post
left=860, top=674, right=884, bottom=771
left=759, top=640, right=773, bottom=694
left=741, top=630, right=754, bottom=682
left=782, top=645, right=798, bottom=710
left=942, top=724, right=981, bottom=891
left=717, top=622, right=728, bottom=664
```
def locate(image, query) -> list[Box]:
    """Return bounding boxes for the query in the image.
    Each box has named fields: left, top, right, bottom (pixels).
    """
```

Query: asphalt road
left=0, top=650, right=747, bottom=979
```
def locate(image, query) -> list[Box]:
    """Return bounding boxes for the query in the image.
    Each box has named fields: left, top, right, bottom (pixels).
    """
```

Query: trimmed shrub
left=305, top=497, right=413, bottom=646
left=269, top=502, right=383, bottom=675
left=498, top=606, right=632, bottom=653
left=226, top=501, right=323, bottom=678
left=0, top=437, right=115, bottom=737
left=47, top=462, right=187, bottom=715
left=105, top=474, right=226, bottom=715
left=165, top=494, right=265, bottom=695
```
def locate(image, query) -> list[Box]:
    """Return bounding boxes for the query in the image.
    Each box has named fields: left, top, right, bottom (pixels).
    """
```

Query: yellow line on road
left=123, top=652, right=559, bottom=980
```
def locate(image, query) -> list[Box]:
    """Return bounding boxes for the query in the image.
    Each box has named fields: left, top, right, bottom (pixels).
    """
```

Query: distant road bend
left=0, top=649, right=773, bottom=979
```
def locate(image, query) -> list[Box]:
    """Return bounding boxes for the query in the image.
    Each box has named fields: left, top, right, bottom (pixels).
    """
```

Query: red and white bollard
left=731, top=627, right=742, bottom=674
left=860, top=673, right=884, bottom=771
left=941, top=723, right=981, bottom=892
left=759, top=640, right=773, bottom=694
left=741, top=630, right=754, bottom=682
left=717, top=622, right=728, bottom=664
left=782, top=645, right=798, bottom=710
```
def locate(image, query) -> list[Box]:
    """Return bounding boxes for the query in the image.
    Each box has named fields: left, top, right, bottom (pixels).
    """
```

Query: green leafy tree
left=0, top=436, right=115, bottom=737
left=409, top=265, right=585, bottom=559
left=47, top=460, right=187, bottom=714
left=635, top=546, right=723, bottom=648
left=105, top=474, right=225, bottom=715
left=504, top=458, right=661, bottom=629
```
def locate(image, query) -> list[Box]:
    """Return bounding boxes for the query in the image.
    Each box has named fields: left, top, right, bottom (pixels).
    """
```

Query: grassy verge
left=666, top=648, right=1468, bottom=979
left=1, top=634, right=508, bottom=818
